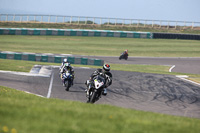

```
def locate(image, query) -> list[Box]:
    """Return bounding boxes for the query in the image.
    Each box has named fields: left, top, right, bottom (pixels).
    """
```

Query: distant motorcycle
left=62, top=71, right=73, bottom=91
left=119, top=52, right=128, bottom=60
left=86, top=75, right=106, bottom=103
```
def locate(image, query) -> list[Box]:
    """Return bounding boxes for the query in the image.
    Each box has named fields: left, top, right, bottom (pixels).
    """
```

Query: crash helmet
left=103, top=64, right=110, bottom=71
left=125, top=49, right=128, bottom=52
left=63, top=58, right=68, bottom=63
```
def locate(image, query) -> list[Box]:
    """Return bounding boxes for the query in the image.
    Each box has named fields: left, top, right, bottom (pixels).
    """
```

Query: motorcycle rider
left=119, top=49, right=128, bottom=60
left=60, top=62, right=75, bottom=86
left=85, top=64, right=112, bottom=96
left=123, top=49, right=128, bottom=56
left=59, top=58, right=69, bottom=70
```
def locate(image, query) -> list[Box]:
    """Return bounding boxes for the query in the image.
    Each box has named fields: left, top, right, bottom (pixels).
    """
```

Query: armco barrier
left=0, top=28, right=152, bottom=39
left=0, top=51, right=104, bottom=66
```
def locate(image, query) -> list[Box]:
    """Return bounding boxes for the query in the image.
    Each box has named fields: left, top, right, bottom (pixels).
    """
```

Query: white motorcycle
left=86, top=75, right=106, bottom=103
left=62, top=71, right=73, bottom=91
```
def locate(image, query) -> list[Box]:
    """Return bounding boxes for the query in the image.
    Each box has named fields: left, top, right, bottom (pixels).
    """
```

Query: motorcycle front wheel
left=88, top=91, right=98, bottom=103
left=119, top=55, right=122, bottom=60
left=65, top=80, right=70, bottom=91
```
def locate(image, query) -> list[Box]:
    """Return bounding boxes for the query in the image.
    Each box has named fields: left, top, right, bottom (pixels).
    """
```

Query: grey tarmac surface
left=1, top=67, right=200, bottom=118
left=71, top=55, right=200, bottom=74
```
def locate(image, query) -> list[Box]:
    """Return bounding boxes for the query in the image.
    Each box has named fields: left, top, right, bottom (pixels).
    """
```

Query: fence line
left=0, top=14, right=200, bottom=30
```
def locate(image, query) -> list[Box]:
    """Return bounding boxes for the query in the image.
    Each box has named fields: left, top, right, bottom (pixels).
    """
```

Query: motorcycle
left=62, top=71, right=73, bottom=91
left=119, top=52, right=128, bottom=60
left=86, top=75, right=106, bottom=103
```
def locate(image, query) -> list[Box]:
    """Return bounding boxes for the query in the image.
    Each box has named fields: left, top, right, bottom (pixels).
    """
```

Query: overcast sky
left=0, top=0, right=200, bottom=22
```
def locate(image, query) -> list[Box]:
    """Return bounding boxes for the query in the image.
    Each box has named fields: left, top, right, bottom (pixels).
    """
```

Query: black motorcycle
left=62, top=71, right=73, bottom=91
left=119, top=52, right=128, bottom=60
left=86, top=75, right=106, bottom=103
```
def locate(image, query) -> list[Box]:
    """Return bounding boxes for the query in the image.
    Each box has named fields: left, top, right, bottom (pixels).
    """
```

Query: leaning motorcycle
left=119, top=52, right=128, bottom=60
left=62, top=71, right=73, bottom=91
left=86, top=75, right=106, bottom=103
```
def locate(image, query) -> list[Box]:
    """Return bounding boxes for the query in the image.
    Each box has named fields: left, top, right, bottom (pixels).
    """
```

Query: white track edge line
left=169, top=65, right=175, bottom=72
left=0, top=70, right=50, bottom=77
left=24, top=91, right=45, bottom=98
left=47, top=71, right=54, bottom=98
left=176, top=76, right=200, bottom=86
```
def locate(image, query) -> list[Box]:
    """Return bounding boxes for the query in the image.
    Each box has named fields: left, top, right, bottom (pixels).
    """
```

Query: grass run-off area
left=1, top=86, right=200, bottom=133
left=0, top=58, right=170, bottom=74
left=0, top=35, right=200, bottom=57
left=1, top=58, right=200, bottom=78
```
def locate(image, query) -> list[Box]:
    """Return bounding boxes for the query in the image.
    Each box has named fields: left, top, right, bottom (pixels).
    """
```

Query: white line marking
left=176, top=75, right=188, bottom=78
left=0, top=70, right=50, bottom=77
left=78, top=67, right=91, bottom=69
left=169, top=65, right=175, bottom=72
left=176, top=76, right=200, bottom=86
left=47, top=71, right=54, bottom=98
left=24, top=91, right=45, bottom=98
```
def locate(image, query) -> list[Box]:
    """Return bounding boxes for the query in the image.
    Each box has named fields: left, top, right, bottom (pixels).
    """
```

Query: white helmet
left=63, top=58, right=68, bottom=63
left=103, top=64, right=110, bottom=71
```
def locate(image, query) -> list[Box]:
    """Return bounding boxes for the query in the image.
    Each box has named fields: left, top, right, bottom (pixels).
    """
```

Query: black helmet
left=103, top=64, right=110, bottom=71
left=65, top=63, right=70, bottom=68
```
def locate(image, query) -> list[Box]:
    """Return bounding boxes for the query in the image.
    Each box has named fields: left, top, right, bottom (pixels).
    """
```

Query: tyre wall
left=0, top=28, right=152, bottom=39
left=0, top=51, right=104, bottom=66
left=1, top=28, right=199, bottom=40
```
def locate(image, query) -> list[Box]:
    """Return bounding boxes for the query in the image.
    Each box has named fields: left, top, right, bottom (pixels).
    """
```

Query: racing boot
left=86, top=84, right=92, bottom=97
left=85, top=80, right=90, bottom=92
left=62, top=79, right=66, bottom=87
left=102, top=88, right=107, bottom=96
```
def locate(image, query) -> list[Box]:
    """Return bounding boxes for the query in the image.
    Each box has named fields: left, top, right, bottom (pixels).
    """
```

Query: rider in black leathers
left=85, top=64, right=112, bottom=96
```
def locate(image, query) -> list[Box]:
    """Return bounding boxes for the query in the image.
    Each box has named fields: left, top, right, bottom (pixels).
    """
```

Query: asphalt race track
left=0, top=66, right=200, bottom=118
left=71, top=55, right=200, bottom=74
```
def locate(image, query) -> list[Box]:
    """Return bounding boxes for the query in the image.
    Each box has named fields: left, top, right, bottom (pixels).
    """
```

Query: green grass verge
left=0, top=58, right=172, bottom=75
left=1, top=35, right=200, bottom=57
left=1, top=86, right=200, bottom=133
